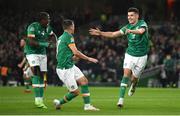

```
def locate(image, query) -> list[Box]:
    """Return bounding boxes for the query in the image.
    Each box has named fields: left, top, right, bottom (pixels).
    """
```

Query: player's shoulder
left=27, top=22, right=39, bottom=30
left=139, top=20, right=147, bottom=25
left=64, top=31, right=73, bottom=38
left=29, top=22, right=39, bottom=26
left=60, top=32, right=73, bottom=41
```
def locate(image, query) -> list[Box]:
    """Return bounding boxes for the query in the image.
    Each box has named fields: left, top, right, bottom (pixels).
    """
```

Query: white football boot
left=84, top=104, right=100, bottom=111
left=117, top=98, right=124, bottom=108
left=53, top=99, right=61, bottom=110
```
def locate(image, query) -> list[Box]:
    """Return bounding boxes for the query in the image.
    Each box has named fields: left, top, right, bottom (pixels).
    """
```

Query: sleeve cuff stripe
left=28, top=34, right=35, bottom=38
left=120, top=30, right=124, bottom=35
left=68, top=43, right=75, bottom=46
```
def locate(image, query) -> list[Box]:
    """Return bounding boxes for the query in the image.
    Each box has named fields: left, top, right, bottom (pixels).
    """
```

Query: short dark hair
left=128, top=7, right=139, bottom=14
left=62, top=19, right=74, bottom=30
left=37, top=12, right=50, bottom=22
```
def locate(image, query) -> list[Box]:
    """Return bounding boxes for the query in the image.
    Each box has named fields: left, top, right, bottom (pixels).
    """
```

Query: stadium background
left=0, top=0, right=180, bottom=87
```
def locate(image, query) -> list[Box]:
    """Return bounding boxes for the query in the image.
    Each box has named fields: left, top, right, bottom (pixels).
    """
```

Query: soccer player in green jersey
left=26, top=12, right=55, bottom=109
left=53, top=19, right=100, bottom=111
left=89, top=7, right=149, bottom=108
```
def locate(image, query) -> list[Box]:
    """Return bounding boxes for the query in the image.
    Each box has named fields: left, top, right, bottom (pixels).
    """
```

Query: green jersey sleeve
left=66, top=34, right=75, bottom=45
left=139, top=20, right=148, bottom=29
left=119, top=25, right=127, bottom=35
left=27, top=24, right=36, bottom=38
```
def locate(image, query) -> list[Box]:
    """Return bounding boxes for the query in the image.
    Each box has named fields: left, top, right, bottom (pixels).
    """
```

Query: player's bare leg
left=128, top=75, right=138, bottom=96
left=43, top=73, right=47, bottom=89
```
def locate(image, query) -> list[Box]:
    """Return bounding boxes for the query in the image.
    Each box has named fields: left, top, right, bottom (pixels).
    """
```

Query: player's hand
left=20, top=39, right=26, bottom=47
left=18, top=63, right=23, bottom=68
left=125, top=29, right=132, bottom=34
left=87, top=57, right=98, bottom=63
left=89, top=28, right=101, bottom=36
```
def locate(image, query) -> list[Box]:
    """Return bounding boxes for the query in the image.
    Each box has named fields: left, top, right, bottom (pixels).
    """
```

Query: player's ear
left=136, top=13, right=139, bottom=19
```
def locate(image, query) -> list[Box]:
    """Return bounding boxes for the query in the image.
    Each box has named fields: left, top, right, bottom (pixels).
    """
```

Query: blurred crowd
left=148, top=21, right=180, bottom=87
left=0, top=9, right=180, bottom=87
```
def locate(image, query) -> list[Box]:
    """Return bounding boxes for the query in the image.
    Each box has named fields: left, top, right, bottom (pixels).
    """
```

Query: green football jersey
left=120, top=20, right=149, bottom=57
left=26, top=22, right=53, bottom=55
left=56, top=31, right=75, bottom=69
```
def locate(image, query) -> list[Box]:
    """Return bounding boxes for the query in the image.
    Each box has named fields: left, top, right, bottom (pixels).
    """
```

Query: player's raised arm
left=126, top=28, right=146, bottom=35
left=68, top=42, right=98, bottom=63
left=89, top=28, right=123, bottom=38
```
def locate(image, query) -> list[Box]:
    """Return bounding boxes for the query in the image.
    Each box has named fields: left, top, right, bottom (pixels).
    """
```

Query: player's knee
left=72, top=89, right=80, bottom=96
left=32, top=66, right=42, bottom=77
left=81, top=77, right=88, bottom=85
left=83, top=77, right=88, bottom=84
left=123, top=69, right=132, bottom=77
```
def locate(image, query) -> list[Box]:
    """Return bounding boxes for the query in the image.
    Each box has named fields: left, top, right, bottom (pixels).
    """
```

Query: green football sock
left=81, top=85, right=90, bottom=104
left=59, top=92, right=77, bottom=105
left=33, top=88, right=40, bottom=97
left=24, top=78, right=31, bottom=90
left=39, top=87, right=44, bottom=97
left=25, top=85, right=30, bottom=90
left=39, top=77, right=44, bottom=97
left=32, top=76, right=40, bottom=97
left=119, top=77, right=129, bottom=98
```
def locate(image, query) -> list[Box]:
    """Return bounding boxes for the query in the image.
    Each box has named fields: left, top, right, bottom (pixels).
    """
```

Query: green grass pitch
left=0, top=86, right=180, bottom=115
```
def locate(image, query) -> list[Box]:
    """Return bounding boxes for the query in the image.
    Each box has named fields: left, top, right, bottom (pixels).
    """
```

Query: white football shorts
left=26, top=54, right=47, bottom=72
left=123, top=53, right=147, bottom=78
left=56, top=65, right=84, bottom=92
